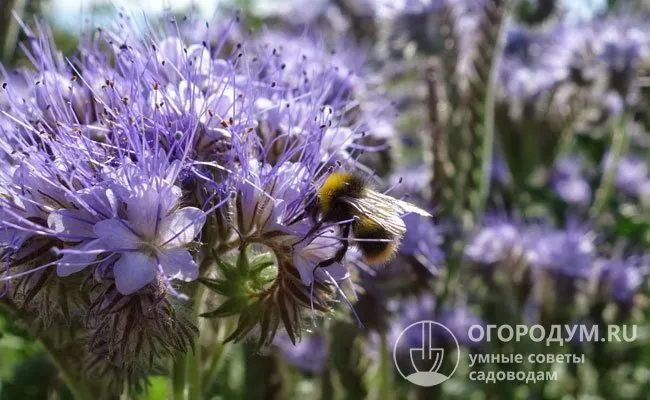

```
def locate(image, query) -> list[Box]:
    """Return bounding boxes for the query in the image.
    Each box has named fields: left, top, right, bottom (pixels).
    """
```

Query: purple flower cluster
left=274, top=331, right=329, bottom=373
left=606, top=153, right=650, bottom=199
left=0, top=11, right=379, bottom=287
left=550, top=156, right=592, bottom=206
left=0, top=11, right=399, bottom=368
left=465, top=216, right=647, bottom=315
left=0, top=21, right=225, bottom=296
left=499, top=16, right=650, bottom=126
left=598, top=256, right=645, bottom=308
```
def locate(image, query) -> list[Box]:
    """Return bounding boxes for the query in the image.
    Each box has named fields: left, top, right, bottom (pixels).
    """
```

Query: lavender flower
left=47, top=185, right=118, bottom=277
left=399, top=213, right=444, bottom=275
left=465, top=217, right=528, bottom=266
left=464, top=216, right=536, bottom=306
left=91, top=174, right=205, bottom=294
left=550, top=156, right=592, bottom=206
left=500, top=16, right=650, bottom=116
left=500, top=24, right=575, bottom=103
left=598, top=257, right=645, bottom=307
left=0, top=11, right=344, bottom=387
left=610, top=154, right=649, bottom=197
left=274, top=332, right=329, bottom=373
left=218, top=158, right=358, bottom=343
left=293, top=234, right=349, bottom=285
left=528, top=223, right=595, bottom=278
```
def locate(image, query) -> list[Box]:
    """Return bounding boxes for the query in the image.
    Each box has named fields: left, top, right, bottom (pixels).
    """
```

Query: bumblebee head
left=317, top=171, right=365, bottom=215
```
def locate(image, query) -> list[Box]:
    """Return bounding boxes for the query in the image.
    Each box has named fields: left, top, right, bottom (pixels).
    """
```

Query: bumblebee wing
left=342, top=195, right=407, bottom=236
left=364, top=190, right=432, bottom=217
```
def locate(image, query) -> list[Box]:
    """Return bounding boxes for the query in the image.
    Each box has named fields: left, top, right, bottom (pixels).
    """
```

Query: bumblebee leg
left=308, top=222, right=351, bottom=323
left=309, top=222, right=351, bottom=282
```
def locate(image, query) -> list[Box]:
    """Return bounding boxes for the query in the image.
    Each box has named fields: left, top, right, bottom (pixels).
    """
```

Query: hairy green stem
left=472, top=2, right=513, bottom=222
left=202, top=318, right=234, bottom=392
left=186, top=347, right=202, bottom=400
left=590, top=116, right=629, bottom=218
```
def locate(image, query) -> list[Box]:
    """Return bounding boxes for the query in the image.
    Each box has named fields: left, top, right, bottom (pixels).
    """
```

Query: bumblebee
left=311, top=171, right=431, bottom=267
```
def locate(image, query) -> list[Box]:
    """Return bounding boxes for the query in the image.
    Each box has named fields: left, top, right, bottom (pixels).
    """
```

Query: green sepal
left=198, top=277, right=238, bottom=297
left=236, top=246, right=250, bottom=276
left=199, top=245, right=280, bottom=346
left=223, top=301, right=262, bottom=343
left=200, top=297, right=251, bottom=319
left=215, top=258, right=238, bottom=281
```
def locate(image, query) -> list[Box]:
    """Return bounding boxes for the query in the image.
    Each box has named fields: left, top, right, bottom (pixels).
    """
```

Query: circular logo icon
left=392, top=320, right=460, bottom=387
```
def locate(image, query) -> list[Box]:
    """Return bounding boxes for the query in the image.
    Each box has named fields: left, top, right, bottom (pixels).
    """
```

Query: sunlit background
left=0, top=0, right=623, bottom=66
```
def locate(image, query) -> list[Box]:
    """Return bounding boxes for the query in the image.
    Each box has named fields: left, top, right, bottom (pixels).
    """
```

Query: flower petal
left=73, top=187, right=119, bottom=218
left=126, top=188, right=164, bottom=240
left=126, top=185, right=182, bottom=240
left=48, top=209, right=97, bottom=240
left=158, top=247, right=198, bottom=281
left=113, top=251, right=158, bottom=294
left=158, top=207, right=205, bottom=247
left=293, top=236, right=349, bottom=285
left=94, top=219, right=141, bottom=250
left=56, top=239, right=103, bottom=277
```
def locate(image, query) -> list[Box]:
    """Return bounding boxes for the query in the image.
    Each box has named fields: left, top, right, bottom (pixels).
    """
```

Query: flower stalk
left=591, top=115, right=630, bottom=218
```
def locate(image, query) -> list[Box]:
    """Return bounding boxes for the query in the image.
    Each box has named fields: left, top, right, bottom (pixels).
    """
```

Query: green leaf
left=236, top=246, right=251, bottom=276
left=200, top=297, right=250, bottom=319
left=198, top=277, right=237, bottom=297
left=224, top=302, right=261, bottom=343
left=215, top=258, right=238, bottom=281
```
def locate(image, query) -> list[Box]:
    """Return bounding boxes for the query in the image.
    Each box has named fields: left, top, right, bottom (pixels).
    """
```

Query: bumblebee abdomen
left=353, top=215, right=398, bottom=265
